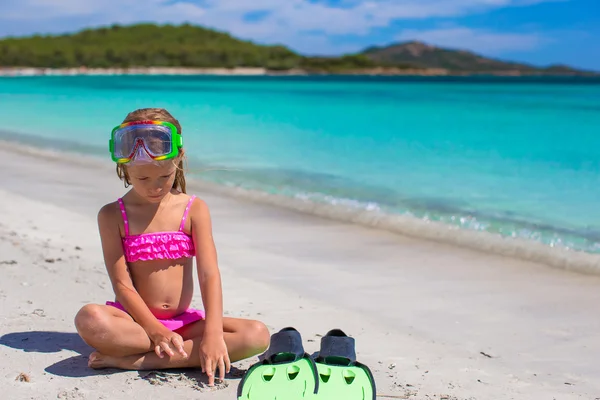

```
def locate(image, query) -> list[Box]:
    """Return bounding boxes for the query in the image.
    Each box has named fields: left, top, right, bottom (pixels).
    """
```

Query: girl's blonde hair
left=116, top=108, right=187, bottom=193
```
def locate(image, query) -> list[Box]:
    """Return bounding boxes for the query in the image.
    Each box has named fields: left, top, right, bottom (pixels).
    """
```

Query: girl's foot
left=88, top=351, right=122, bottom=369
left=87, top=351, right=162, bottom=370
left=88, top=351, right=145, bottom=370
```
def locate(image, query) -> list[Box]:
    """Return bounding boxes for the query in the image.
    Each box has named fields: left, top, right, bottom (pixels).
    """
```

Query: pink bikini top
left=117, top=195, right=196, bottom=263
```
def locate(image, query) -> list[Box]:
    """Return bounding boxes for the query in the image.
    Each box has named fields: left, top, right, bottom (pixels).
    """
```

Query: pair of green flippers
left=237, top=327, right=376, bottom=400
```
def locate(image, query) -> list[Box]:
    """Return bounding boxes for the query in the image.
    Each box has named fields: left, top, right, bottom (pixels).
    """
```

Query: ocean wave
left=193, top=166, right=600, bottom=252
left=189, top=177, right=600, bottom=275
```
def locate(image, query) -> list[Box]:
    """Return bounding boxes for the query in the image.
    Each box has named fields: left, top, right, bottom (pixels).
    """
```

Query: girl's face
left=125, top=160, right=178, bottom=203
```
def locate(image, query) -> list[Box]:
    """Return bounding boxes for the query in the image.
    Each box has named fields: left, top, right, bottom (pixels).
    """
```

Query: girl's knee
left=74, top=304, right=109, bottom=338
left=243, top=320, right=270, bottom=354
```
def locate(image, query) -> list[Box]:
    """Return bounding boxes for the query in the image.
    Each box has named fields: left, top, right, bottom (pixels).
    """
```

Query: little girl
left=74, top=108, right=270, bottom=386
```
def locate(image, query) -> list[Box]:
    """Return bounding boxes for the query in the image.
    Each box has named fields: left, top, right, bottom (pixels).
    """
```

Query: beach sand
left=1, top=145, right=599, bottom=400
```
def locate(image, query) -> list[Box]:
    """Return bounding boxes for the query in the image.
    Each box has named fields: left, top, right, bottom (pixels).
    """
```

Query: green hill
left=0, top=24, right=595, bottom=75
left=0, top=23, right=380, bottom=73
left=361, top=41, right=596, bottom=75
left=0, top=23, right=302, bottom=69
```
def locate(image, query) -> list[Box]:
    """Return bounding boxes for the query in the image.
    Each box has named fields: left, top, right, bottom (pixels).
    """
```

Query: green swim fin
left=237, top=327, right=319, bottom=400
left=313, top=329, right=376, bottom=400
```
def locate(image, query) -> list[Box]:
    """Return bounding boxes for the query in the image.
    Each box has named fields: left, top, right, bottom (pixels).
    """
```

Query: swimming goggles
left=109, top=120, right=183, bottom=164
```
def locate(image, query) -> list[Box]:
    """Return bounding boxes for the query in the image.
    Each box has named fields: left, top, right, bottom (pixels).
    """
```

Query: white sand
left=1, top=146, right=599, bottom=400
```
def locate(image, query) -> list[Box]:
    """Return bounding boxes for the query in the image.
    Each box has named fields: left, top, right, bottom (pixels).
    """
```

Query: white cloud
left=191, top=0, right=557, bottom=37
left=0, top=0, right=560, bottom=54
left=396, top=27, right=544, bottom=54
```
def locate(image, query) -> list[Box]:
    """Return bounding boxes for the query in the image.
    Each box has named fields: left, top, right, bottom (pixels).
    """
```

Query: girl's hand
left=199, top=332, right=231, bottom=386
left=147, top=326, right=188, bottom=359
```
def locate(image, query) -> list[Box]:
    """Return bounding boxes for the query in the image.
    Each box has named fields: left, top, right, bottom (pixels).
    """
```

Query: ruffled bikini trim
left=123, top=232, right=195, bottom=262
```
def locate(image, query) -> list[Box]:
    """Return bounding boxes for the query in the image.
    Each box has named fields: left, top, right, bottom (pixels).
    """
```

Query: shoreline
left=3, top=137, right=600, bottom=277
left=197, top=179, right=600, bottom=276
left=1, top=66, right=597, bottom=77
left=0, top=66, right=447, bottom=77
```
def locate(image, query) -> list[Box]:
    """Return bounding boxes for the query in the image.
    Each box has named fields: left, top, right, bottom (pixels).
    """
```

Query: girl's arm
left=97, top=203, right=186, bottom=357
left=190, top=198, right=224, bottom=336
left=190, top=197, right=230, bottom=384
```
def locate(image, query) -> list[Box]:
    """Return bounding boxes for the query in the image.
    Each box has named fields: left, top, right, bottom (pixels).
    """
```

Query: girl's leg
left=88, top=316, right=270, bottom=370
left=178, top=315, right=271, bottom=362
left=74, top=303, right=154, bottom=357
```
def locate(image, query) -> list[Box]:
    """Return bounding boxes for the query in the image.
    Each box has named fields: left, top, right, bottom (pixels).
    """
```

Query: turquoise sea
left=1, top=75, right=599, bottom=257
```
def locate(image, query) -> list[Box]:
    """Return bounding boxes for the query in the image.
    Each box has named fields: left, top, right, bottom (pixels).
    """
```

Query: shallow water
left=1, top=75, right=599, bottom=254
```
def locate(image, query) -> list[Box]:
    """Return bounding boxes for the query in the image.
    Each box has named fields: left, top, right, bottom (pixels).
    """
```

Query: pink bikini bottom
left=106, top=301, right=205, bottom=331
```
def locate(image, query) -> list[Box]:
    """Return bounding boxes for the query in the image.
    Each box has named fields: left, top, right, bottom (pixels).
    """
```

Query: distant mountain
left=361, top=41, right=597, bottom=76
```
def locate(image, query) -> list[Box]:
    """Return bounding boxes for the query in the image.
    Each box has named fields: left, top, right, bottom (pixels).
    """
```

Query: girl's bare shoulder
left=97, top=200, right=122, bottom=226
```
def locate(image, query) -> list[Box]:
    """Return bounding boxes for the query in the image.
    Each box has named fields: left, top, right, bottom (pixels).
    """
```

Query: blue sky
left=0, top=0, right=598, bottom=70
